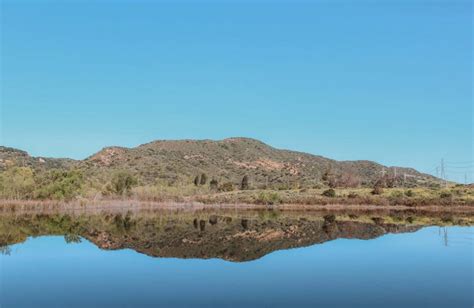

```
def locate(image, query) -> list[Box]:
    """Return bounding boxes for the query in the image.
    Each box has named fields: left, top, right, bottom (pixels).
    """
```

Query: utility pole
left=394, top=167, right=397, bottom=178
left=381, top=167, right=386, bottom=178
left=435, top=166, right=439, bottom=178
left=440, top=158, right=447, bottom=187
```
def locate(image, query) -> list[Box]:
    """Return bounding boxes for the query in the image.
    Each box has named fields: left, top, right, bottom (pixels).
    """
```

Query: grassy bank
left=192, top=186, right=474, bottom=207
left=1, top=182, right=473, bottom=211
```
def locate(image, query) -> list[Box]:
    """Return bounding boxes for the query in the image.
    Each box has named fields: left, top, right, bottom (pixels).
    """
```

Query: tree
left=200, top=173, right=207, bottom=185
left=322, top=188, right=336, bottom=198
left=0, top=167, right=35, bottom=199
left=322, top=168, right=337, bottom=188
left=209, top=179, right=218, bottom=191
left=111, top=171, right=137, bottom=196
left=64, top=234, right=82, bottom=244
left=371, top=180, right=385, bottom=195
left=241, top=175, right=249, bottom=190
left=337, top=172, right=360, bottom=188
left=34, top=169, right=84, bottom=201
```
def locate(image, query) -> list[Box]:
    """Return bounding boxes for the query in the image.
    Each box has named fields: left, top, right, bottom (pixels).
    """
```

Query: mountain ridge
left=0, top=137, right=437, bottom=187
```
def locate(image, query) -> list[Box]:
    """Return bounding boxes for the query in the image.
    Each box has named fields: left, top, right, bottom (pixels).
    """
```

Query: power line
left=446, top=170, right=474, bottom=174
left=445, top=162, right=474, bottom=165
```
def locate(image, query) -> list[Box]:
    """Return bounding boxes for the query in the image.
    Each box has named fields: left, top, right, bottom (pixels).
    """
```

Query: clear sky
left=1, top=0, right=472, bottom=182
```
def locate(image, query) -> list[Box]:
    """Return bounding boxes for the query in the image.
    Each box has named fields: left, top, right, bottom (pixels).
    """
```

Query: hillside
left=0, top=146, right=75, bottom=171
left=1, top=137, right=436, bottom=188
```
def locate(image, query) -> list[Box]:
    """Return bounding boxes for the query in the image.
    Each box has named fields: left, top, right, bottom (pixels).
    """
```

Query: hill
left=1, top=137, right=437, bottom=189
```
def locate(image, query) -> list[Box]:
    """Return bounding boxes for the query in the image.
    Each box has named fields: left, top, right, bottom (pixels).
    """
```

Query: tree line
left=0, top=167, right=138, bottom=201
left=193, top=173, right=250, bottom=192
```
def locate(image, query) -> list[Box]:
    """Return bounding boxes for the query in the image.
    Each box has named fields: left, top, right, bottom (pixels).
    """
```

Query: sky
left=0, top=0, right=472, bottom=182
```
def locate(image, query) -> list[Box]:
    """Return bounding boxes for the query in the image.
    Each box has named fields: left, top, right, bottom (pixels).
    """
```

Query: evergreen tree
left=241, top=175, right=249, bottom=190
left=200, top=173, right=207, bottom=185
left=210, top=179, right=218, bottom=191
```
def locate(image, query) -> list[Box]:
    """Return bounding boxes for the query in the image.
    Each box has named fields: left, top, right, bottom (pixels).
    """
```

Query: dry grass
left=193, top=187, right=474, bottom=207
left=1, top=186, right=473, bottom=214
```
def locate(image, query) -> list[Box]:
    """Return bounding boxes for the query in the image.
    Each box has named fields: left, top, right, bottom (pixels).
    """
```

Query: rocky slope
left=0, top=137, right=437, bottom=187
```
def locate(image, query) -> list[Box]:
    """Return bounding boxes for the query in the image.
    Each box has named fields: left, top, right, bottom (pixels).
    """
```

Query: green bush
left=110, top=171, right=137, bottom=196
left=390, top=191, right=403, bottom=198
left=440, top=191, right=452, bottom=199
left=219, top=182, right=235, bottom=192
left=256, top=191, right=282, bottom=205
left=35, top=169, right=84, bottom=201
left=322, top=188, right=336, bottom=198
left=0, top=167, right=35, bottom=199
left=371, top=186, right=384, bottom=195
left=405, top=190, right=415, bottom=197
left=323, top=214, right=336, bottom=223
left=348, top=192, right=358, bottom=199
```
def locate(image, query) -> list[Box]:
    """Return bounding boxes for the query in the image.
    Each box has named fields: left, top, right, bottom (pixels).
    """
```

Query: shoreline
left=1, top=199, right=473, bottom=214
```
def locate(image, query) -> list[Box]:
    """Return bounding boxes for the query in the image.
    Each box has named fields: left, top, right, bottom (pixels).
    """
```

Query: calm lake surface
left=0, top=209, right=473, bottom=307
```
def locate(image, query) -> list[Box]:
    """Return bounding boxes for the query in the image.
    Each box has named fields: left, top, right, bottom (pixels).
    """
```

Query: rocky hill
left=0, top=138, right=437, bottom=188
left=0, top=146, right=75, bottom=171
left=0, top=210, right=428, bottom=262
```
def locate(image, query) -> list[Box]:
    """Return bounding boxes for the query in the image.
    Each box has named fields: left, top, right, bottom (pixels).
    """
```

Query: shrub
left=0, top=167, right=35, bottom=199
left=371, top=217, right=385, bottom=224
left=441, top=215, right=454, bottom=223
left=322, top=188, right=336, bottom=198
left=110, top=171, right=137, bottom=196
left=256, top=191, right=282, bottom=205
left=440, top=191, right=452, bottom=199
left=323, top=214, right=336, bottom=223
left=371, top=186, right=384, bottom=195
left=390, top=191, right=403, bottom=198
left=219, top=182, right=235, bottom=192
left=193, top=175, right=200, bottom=186
left=0, top=245, right=12, bottom=256
left=348, top=192, right=358, bottom=199
left=322, top=169, right=337, bottom=188
left=405, top=190, right=415, bottom=197
left=337, top=172, right=360, bottom=188
left=35, top=169, right=84, bottom=201
left=64, top=234, right=82, bottom=244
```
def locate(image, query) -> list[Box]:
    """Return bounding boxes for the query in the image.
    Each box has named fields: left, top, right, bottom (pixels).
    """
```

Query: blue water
left=1, top=227, right=472, bottom=308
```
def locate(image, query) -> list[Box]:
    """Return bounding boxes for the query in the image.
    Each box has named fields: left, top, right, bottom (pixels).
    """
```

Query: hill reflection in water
left=1, top=208, right=472, bottom=261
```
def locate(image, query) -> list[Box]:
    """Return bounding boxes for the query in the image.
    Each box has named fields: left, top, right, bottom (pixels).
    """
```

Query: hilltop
left=1, top=137, right=436, bottom=189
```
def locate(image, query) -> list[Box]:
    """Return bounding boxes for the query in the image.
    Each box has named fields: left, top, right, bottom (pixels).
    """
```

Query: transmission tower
left=440, top=158, right=447, bottom=187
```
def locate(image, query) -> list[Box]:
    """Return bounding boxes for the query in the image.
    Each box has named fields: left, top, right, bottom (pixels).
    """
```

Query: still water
left=0, top=210, right=473, bottom=307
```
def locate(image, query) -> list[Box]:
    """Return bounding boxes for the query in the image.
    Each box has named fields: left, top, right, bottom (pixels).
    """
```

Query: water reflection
left=1, top=208, right=472, bottom=261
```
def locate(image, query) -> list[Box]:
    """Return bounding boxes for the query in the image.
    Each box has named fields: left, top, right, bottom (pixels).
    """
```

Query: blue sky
left=1, top=0, right=472, bottom=182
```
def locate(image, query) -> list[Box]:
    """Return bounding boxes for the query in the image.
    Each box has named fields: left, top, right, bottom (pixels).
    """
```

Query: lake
left=0, top=208, right=472, bottom=307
